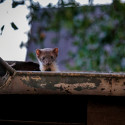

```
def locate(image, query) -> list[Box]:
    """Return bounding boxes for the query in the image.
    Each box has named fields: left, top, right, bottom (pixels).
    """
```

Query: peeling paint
left=1, top=71, right=125, bottom=96
left=54, top=82, right=97, bottom=92
left=21, top=74, right=101, bottom=92
left=104, top=78, right=112, bottom=85
left=21, top=76, right=42, bottom=88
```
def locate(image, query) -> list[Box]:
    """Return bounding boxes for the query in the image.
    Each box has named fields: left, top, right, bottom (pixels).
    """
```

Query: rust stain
left=54, top=82, right=97, bottom=92
left=21, top=76, right=30, bottom=81
left=1, top=70, right=125, bottom=96
left=104, top=78, right=112, bottom=85
left=29, top=76, right=41, bottom=81
left=21, top=76, right=43, bottom=88
left=20, top=74, right=101, bottom=91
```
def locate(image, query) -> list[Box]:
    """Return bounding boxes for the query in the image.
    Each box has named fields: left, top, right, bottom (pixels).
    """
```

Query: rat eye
left=51, top=56, right=53, bottom=59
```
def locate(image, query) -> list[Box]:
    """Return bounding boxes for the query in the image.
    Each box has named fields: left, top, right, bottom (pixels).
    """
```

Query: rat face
left=36, top=48, right=58, bottom=66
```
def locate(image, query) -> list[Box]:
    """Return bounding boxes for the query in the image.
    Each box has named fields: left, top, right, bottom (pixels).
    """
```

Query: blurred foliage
left=29, top=52, right=36, bottom=61
left=1, top=0, right=125, bottom=72
left=27, top=0, right=125, bottom=72
left=0, top=0, right=25, bottom=32
left=45, top=0, right=125, bottom=72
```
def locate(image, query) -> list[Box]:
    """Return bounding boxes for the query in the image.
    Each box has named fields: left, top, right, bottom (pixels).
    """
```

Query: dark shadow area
left=7, top=61, right=40, bottom=71
left=88, top=96, right=125, bottom=125
left=0, top=95, right=87, bottom=125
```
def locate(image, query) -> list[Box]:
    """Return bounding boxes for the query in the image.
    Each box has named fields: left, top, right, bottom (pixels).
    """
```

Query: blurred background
left=0, top=0, right=125, bottom=72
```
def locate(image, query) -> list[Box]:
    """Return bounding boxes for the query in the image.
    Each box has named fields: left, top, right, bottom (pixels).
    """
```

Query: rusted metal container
left=0, top=57, right=125, bottom=125
left=0, top=57, right=125, bottom=96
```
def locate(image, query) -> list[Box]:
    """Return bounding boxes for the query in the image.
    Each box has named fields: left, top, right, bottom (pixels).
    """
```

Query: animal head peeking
left=36, top=48, right=58, bottom=66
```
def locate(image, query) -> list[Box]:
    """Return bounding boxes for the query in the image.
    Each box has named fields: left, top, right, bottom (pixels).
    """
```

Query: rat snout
left=44, top=58, right=52, bottom=66
left=44, top=60, right=51, bottom=66
left=46, top=62, right=51, bottom=66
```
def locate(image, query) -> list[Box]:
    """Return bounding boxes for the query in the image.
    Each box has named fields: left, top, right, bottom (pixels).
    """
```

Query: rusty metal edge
left=16, top=71, right=125, bottom=78
left=0, top=71, right=16, bottom=89
left=0, top=57, right=16, bottom=76
left=0, top=71, right=125, bottom=96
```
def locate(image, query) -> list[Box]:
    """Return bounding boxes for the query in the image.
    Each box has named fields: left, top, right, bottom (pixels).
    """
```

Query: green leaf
left=20, top=41, right=25, bottom=48
left=29, top=53, right=36, bottom=61
left=47, top=3, right=52, bottom=8
left=12, top=0, right=24, bottom=8
left=73, top=41, right=79, bottom=46
left=11, top=22, right=18, bottom=30
left=0, top=25, right=5, bottom=35
left=0, top=0, right=5, bottom=4
left=1, top=25, right=4, bottom=31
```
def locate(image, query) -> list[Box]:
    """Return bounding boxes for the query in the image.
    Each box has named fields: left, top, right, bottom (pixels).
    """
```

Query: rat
left=36, top=48, right=59, bottom=71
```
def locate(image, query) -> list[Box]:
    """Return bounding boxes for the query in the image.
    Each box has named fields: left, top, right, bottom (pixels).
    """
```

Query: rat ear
left=53, top=48, right=58, bottom=57
left=36, top=49, right=41, bottom=56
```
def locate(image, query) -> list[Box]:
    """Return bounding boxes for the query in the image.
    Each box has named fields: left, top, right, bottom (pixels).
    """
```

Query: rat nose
left=47, top=62, right=51, bottom=66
